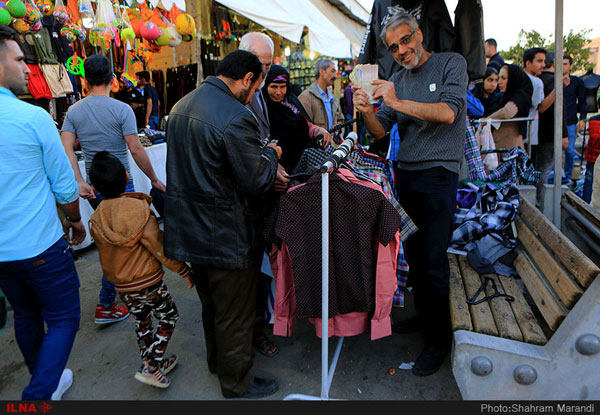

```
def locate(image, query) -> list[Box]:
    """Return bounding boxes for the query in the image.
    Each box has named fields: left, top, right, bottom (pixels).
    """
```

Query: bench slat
left=457, top=255, right=498, bottom=336
left=496, top=274, right=547, bottom=345
left=448, top=254, right=473, bottom=331
left=482, top=273, right=523, bottom=341
left=565, top=190, right=600, bottom=229
left=515, top=216, right=583, bottom=308
left=519, top=198, right=599, bottom=287
left=513, top=250, right=567, bottom=331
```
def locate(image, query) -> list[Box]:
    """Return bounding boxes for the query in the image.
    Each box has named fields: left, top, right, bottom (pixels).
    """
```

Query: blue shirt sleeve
left=35, top=110, right=79, bottom=204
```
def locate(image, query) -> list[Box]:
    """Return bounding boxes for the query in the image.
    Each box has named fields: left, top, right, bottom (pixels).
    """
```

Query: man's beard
left=236, top=85, right=253, bottom=105
left=397, top=45, right=424, bottom=70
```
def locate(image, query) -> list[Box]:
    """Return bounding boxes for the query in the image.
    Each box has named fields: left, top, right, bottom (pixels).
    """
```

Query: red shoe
left=95, top=303, right=129, bottom=324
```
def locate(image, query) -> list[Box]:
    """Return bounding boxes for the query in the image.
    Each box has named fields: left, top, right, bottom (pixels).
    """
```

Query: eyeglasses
left=387, top=30, right=416, bottom=54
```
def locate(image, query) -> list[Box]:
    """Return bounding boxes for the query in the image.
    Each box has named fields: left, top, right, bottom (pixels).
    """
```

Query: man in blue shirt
left=0, top=26, right=85, bottom=400
left=299, top=58, right=344, bottom=132
left=136, top=71, right=160, bottom=130
left=563, top=55, right=587, bottom=185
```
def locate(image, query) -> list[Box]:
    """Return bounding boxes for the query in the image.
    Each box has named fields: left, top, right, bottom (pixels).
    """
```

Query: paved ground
left=0, top=244, right=461, bottom=401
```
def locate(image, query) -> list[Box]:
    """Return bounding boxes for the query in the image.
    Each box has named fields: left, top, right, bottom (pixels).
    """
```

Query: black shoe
left=391, top=315, right=421, bottom=334
left=239, top=377, right=279, bottom=399
left=412, top=345, right=448, bottom=376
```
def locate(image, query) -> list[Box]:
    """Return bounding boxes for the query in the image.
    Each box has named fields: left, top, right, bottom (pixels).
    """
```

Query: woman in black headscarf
left=263, top=65, right=331, bottom=172
left=472, top=67, right=503, bottom=117
left=486, top=64, right=533, bottom=149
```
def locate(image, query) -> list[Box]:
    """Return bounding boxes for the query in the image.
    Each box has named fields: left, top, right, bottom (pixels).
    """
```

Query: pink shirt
left=269, top=168, right=400, bottom=340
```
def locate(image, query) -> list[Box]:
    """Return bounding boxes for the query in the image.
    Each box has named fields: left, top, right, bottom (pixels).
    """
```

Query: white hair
left=239, top=32, right=274, bottom=56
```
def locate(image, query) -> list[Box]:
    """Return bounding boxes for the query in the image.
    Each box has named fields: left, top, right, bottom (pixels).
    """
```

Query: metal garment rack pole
left=471, top=117, right=535, bottom=156
left=284, top=133, right=357, bottom=401
left=554, top=0, right=564, bottom=228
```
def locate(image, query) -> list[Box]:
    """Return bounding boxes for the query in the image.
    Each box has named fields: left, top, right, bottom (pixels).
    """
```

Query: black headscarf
left=499, top=64, right=533, bottom=117
left=472, top=67, right=503, bottom=117
left=498, top=64, right=533, bottom=136
left=263, top=65, right=313, bottom=171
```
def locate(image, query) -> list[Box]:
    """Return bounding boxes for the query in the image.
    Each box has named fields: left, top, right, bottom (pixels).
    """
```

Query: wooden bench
left=561, top=190, right=600, bottom=264
left=449, top=197, right=600, bottom=399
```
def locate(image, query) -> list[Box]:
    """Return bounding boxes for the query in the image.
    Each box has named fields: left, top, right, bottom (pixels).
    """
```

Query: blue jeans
left=149, top=115, right=160, bottom=130
left=0, top=238, right=80, bottom=400
left=564, top=124, right=578, bottom=181
left=89, top=180, right=135, bottom=307
left=583, top=161, right=595, bottom=203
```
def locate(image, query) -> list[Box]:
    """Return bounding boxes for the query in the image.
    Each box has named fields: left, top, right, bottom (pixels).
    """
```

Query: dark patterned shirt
left=264, top=171, right=404, bottom=319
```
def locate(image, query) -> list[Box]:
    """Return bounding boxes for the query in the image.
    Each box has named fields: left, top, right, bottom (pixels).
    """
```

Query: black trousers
left=191, top=265, right=258, bottom=398
left=253, top=272, right=270, bottom=339
left=396, top=166, right=458, bottom=348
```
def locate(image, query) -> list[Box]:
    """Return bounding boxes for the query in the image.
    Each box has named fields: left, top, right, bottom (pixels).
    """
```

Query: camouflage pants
left=119, top=280, right=179, bottom=366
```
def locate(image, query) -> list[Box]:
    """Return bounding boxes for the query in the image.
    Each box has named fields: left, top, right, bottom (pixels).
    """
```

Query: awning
left=323, top=0, right=370, bottom=25
left=214, top=0, right=366, bottom=58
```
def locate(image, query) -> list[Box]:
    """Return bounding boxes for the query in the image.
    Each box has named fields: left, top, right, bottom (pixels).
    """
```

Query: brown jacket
left=298, top=82, right=344, bottom=131
left=89, top=192, right=191, bottom=293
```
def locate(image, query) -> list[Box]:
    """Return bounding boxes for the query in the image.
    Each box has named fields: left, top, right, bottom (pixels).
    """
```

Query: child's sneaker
left=134, top=363, right=170, bottom=388
left=95, top=303, right=129, bottom=324
left=158, top=354, right=178, bottom=375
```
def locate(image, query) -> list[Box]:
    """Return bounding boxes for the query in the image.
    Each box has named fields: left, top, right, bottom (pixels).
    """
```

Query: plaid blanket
left=451, top=183, right=520, bottom=249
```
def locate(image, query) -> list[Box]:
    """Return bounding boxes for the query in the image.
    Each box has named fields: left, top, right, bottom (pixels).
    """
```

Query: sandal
left=253, top=333, right=279, bottom=357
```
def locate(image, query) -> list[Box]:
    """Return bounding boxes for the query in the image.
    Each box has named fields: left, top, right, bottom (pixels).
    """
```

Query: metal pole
left=553, top=0, right=564, bottom=227
left=321, top=172, right=329, bottom=400
left=327, top=337, right=344, bottom=390
left=527, top=119, right=533, bottom=157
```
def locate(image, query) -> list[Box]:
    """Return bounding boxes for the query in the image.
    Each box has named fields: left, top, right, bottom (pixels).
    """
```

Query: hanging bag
left=477, top=121, right=498, bottom=173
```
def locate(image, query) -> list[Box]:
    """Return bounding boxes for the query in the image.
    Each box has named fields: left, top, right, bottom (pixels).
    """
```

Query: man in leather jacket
left=164, top=50, right=282, bottom=399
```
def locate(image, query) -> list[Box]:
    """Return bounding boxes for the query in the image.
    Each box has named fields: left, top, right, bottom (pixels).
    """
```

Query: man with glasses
left=353, top=8, right=467, bottom=377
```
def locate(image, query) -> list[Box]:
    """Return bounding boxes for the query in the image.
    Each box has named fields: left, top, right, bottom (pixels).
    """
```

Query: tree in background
left=500, top=28, right=595, bottom=72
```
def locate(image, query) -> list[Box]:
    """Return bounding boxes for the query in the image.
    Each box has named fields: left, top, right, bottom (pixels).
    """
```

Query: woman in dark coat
left=486, top=64, right=533, bottom=149
left=263, top=65, right=331, bottom=172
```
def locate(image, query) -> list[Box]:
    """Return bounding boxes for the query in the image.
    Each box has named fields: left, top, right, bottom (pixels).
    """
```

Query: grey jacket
left=247, top=90, right=270, bottom=143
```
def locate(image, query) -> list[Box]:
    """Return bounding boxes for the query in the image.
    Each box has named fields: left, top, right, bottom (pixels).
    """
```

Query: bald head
left=239, top=32, right=274, bottom=77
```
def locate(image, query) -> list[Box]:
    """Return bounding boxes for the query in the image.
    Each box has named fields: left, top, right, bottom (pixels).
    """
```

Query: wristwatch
left=65, top=215, right=82, bottom=223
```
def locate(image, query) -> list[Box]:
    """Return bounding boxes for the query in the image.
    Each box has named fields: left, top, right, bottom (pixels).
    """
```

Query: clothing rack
left=284, top=132, right=358, bottom=401
left=472, top=116, right=536, bottom=156
left=329, top=116, right=360, bottom=145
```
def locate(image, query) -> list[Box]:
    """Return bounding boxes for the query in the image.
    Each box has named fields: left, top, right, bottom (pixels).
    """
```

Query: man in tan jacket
left=299, top=58, right=344, bottom=131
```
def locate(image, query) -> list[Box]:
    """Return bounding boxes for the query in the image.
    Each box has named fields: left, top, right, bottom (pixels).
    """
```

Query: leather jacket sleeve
left=223, top=111, right=279, bottom=196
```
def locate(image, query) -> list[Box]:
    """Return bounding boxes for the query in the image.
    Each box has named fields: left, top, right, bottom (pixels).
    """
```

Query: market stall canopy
left=324, top=0, right=370, bottom=24
left=214, top=0, right=366, bottom=58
